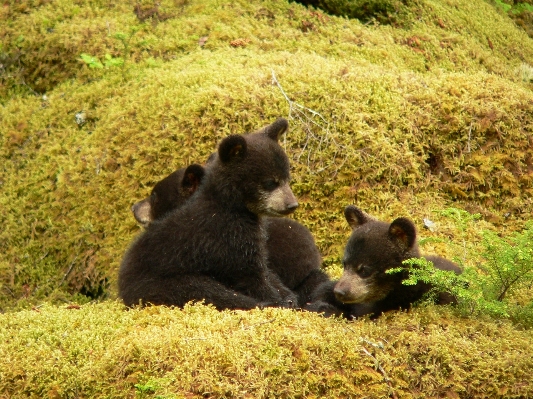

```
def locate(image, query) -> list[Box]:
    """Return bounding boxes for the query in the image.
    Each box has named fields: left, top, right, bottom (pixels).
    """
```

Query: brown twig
left=271, top=69, right=347, bottom=175
left=360, top=346, right=397, bottom=399
left=60, top=255, right=79, bottom=286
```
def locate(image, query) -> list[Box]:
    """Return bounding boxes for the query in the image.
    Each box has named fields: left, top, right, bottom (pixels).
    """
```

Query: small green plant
left=103, top=53, right=125, bottom=68
left=80, top=53, right=124, bottom=69
left=80, top=53, right=103, bottom=68
left=391, top=208, right=533, bottom=327
left=436, top=207, right=482, bottom=265
left=111, top=27, right=140, bottom=75
left=391, top=257, right=510, bottom=318
left=494, top=0, right=533, bottom=14
left=511, top=2, right=533, bottom=14
left=390, top=257, right=464, bottom=294
left=479, top=224, right=533, bottom=302
left=135, top=381, right=158, bottom=398
left=494, top=0, right=512, bottom=13
left=80, top=27, right=137, bottom=75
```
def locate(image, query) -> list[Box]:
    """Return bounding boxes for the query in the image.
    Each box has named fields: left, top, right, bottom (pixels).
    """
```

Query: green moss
left=1, top=303, right=532, bottom=398
left=1, top=0, right=533, bottom=393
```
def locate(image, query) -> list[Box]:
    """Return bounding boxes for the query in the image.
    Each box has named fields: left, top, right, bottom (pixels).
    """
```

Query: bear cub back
left=131, top=164, right=204, bottom=227
left=130, top=163, right=328, bottom=307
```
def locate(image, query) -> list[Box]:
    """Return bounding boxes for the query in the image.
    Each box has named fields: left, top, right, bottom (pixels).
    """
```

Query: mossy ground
left=1, top=302, right=533, bottom=398
left=1, top=0, right=533, bottom=396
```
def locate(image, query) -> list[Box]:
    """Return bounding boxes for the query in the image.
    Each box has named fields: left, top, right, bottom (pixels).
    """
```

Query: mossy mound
left=2, top=0, right=533, bottom=309
left=2, top=0, right=533, bottom=395
left=1, top=302, right=532, bottom=398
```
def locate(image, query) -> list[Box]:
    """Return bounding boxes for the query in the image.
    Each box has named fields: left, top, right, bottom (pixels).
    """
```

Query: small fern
left=392, top=208, right=533, bottom=327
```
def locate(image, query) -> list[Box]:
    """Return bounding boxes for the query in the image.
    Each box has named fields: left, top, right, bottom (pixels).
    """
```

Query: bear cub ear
left=262, top=118, right=289, bottom=142
left=218, top=134, right=247, bottom=163
left=181, top=164, right=205, bottom=195
left=132, top=198, right=153, bottom=226
left=344, top=205, right=369, bottom=229
left=388, top=217, right=417, bottom=251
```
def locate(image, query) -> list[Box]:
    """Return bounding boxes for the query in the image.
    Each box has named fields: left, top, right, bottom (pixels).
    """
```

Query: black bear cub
left=263, top=217, right=329, bottom=306
left=131, top=165, right=329, bottom=308
left=313, top=205, right=462, bottom=318
left=131, top=164, right=205, bottom=227
left=119, top=118, right=300, bottom=310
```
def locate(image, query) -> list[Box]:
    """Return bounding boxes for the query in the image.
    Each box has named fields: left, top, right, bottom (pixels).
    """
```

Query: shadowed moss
left=294, top=0, right=417, bottom=26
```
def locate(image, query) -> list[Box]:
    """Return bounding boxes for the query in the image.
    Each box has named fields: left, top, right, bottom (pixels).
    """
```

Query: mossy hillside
left=0, top=0, right=532, bottom=299
left=0, top=0, right=532, bottom=396
left=2, top=47, right=532, bottom=308
left=1, top=302, right=532, bottom=398
left=2, top=0, right=533, bottom=95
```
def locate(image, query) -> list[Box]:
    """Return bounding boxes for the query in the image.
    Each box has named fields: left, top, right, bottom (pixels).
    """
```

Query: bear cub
left=312, top=205, right=462, bottom=318
left=131, top=164, right=330, bottom=308
left=131, top=164, right=205, bottom=227
left=119, top=118, right=300, bottom=310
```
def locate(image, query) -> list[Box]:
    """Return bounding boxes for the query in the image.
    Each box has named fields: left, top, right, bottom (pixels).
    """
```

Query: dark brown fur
left=318, top=205, right=462, bottom=318
left=131, top=165, right=330, bottom=308
left=119, top=118, right=300, bottom=310
left=131, top=164, right=205, bottom=227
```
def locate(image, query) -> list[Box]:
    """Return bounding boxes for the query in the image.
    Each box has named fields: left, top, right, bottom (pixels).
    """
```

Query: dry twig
left=271, top=69, right=347, bottom=175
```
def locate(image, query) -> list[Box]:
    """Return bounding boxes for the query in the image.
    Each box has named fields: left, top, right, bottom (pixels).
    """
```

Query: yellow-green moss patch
left=1, top=302, right=532, bottom=398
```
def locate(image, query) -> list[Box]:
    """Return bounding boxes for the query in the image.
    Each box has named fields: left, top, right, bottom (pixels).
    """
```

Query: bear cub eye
left=262, top=178, right=280, bottom=191
left=356, top=265, right=373, bottom=278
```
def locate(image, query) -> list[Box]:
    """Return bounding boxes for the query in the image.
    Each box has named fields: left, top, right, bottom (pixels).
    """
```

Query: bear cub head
left=210, top=117, right=298, bottom=216
left=334, top=205, right=420, bottom=304
left=132, top=118, right=298, bottom=222
left=131, top=164, right=205, bottom=227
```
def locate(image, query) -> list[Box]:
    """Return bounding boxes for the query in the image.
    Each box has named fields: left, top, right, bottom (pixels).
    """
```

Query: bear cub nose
left=333, top=286, right=346, bottom=300
left=286, top=202, right=299, bottom=212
